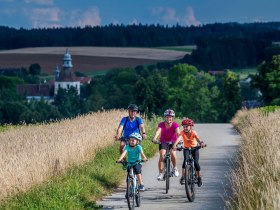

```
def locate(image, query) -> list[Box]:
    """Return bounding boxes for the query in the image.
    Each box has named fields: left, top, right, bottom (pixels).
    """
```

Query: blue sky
left=0, top=0, right=280, bottom=29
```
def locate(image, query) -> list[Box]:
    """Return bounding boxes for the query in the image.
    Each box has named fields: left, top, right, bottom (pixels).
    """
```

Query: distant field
left=0, top=47, right=187, bottom=74
left=232, top=68, right=257, bottom=80
left=158, top=45, right=196, bottom=52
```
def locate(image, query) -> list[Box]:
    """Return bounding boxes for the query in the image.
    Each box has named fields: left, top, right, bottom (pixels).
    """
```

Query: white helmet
left=128, top=132, right=142, bottom=141
left=164, top=109, right=175, bottom=117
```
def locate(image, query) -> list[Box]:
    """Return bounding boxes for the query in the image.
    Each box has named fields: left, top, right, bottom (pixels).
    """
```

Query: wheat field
left=229, top=109, right=280, bottom=209
left=0, top=110, right=126, bottom=201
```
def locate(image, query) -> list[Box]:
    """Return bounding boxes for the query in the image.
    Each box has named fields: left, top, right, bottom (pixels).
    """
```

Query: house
left=17, top=50, right=92, bottom=101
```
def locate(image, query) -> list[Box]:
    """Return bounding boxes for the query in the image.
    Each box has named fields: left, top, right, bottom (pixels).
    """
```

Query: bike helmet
left=182, top=118, right=194, bottom=126
left=164, top=109, right=175, bottom=117
left=127, top=104, right=138, bottom=111
left=128, top=132, right=143, bottom=141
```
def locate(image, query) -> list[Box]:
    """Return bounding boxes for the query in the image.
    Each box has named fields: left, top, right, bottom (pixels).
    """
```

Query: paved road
left=98, top=124, right=240, bottom=210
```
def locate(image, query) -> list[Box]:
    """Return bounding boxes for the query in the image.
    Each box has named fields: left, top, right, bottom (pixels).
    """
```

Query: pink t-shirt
left=158, top=121, right=179, bottom=143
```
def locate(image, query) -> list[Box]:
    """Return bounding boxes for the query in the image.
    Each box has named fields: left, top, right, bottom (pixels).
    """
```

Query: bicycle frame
left=161, top=142, right=173, bottom=194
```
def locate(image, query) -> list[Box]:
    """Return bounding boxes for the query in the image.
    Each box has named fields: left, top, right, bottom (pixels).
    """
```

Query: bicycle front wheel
left=126, top=176, right=135, bottom=210
left=165, top=157, right=170, bottom=194
left=135, top=185, right=141, bottom=207
left=185, top=164, right=195, bottom=202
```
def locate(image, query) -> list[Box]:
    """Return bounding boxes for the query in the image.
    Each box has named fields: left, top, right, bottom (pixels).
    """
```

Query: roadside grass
left=229, top=108, right=280, bottom=210
left=0, top=115, right=160, bottom=209
left=232, top=67, right=257, bottom=80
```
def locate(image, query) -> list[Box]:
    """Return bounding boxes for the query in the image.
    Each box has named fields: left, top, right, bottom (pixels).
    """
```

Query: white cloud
left=163, top=8, right=179, bottom=23
left=24, top=0, right=53, bottom=5
left=151, top=6, right=201, bottom=26
left=78, top=7, right=101, bottom=27
left=182, top=6, right=201, bottom=26
left=129, top=18, right=139, bottom=25
left=24, top=7, right=60, bottom=28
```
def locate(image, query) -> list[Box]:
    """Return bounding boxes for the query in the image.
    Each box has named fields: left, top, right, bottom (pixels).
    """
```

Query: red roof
left=17, top=84, right=53, bottom=97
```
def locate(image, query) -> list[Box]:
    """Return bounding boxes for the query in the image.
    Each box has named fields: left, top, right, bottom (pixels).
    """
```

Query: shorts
left=159, top=142, right=175, bottom=151
left=128, top=163, right=142, bottom=175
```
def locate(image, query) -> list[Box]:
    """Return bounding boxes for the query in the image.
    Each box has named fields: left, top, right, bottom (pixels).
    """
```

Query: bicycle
left=154, top=141, right=173, bottom=194
left=177, top=144, right=205, bottom=202
left=117, top=160, right=146, bottom=210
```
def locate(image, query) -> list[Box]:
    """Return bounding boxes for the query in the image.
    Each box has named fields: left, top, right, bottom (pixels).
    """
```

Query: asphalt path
left=98, top=124, right=240, bottom=210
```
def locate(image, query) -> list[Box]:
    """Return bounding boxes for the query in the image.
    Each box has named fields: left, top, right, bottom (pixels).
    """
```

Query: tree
left=252, top=55, right=280, bottom=105
left=29, top=63, right=41, bottom=75
left=217, top=70, right=242, bottom=122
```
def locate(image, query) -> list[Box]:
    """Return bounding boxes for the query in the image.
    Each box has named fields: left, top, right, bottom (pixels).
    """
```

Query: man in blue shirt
left=115, top=104, right=147, bottom=155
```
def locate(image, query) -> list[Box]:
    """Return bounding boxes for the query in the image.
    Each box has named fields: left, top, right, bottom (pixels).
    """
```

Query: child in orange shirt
left=173, top=118, right=206, bottom=187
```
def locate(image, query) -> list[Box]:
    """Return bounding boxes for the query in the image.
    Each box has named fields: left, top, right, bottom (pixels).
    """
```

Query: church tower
left=54, top=50, right=81, bottom=95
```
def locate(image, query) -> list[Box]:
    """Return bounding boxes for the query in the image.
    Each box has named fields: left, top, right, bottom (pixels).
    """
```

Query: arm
left=172, top=135, right=183, bottom=150
left=115, top=124, right=124, bottom=141
left=139, top=123, right=147, bottom=139
left=152, top=127, right=162, bottom=143
left=194, top=130, right=206, bottom=147
left=140, top=150, right=148, bottom=161
left=117, top=150, right=127, bottom=162
left=175, top=126, right=180, bottom=138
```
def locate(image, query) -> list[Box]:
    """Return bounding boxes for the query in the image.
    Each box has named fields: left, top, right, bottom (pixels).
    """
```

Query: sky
left=0, top=0, right=280, bottom=29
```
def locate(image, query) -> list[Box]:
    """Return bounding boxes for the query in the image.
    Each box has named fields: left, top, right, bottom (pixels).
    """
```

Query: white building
left=54, top=50, right=81, bottom=95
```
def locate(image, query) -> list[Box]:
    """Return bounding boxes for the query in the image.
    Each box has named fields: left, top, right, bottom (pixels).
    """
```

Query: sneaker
left=173, top=168, right=179, bottom=177
left=197, top=176, right=202, bottom=187
left=157, top=173, right=164, bottom=181
left=179, top=177, right=185, bottom=185
left=139, top=184, right=145, bottom=191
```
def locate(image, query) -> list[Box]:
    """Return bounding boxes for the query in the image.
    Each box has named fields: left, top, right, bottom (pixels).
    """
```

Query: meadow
left=229, top=107, right=280, bottom=209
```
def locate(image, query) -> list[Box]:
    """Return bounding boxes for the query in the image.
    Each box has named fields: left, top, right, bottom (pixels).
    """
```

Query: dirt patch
left=0, top=54, right=161, bottom=74
left=0, top=47, right=187, bottom=74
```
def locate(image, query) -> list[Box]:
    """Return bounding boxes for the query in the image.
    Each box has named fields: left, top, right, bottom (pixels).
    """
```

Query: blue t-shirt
left=124, top=144, right=143, bottom=164
left=120, top=116, right=143, bottom=138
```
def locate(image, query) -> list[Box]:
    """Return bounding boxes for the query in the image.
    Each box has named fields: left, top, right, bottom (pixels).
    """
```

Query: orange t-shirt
left=180, top=130, right=198, bottom=148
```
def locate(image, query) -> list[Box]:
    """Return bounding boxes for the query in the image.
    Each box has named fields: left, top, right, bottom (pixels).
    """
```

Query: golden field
left=0, top=110, right=126, bottom=200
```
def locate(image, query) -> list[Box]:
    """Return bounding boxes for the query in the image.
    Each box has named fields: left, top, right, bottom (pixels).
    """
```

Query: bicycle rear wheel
left=185, top=165, right=195, bottom=202
left=165, top=157, right=170, bottom=194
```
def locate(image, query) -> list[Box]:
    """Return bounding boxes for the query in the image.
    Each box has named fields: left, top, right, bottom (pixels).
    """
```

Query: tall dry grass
left=0, top=110, right=127, bottom=201
left=229, top=109, right=280, bottom=209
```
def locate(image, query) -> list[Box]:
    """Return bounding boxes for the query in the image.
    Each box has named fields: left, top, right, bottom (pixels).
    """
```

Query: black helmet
left=128, top=104, right=138, bottom=111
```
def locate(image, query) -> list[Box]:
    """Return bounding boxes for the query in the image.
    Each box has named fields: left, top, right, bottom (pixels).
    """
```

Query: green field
left=157, top=45, right=196, bottom=53
left=232, top=68, right=257, bottom=80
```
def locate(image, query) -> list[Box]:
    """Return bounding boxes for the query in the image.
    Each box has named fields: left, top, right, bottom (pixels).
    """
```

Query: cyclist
left=115, top=104, right=147, bottom=156
left=172, top=118, right=206, bottom=187
left=152, top=109, right=180, bottom=180
left=117, top=132, right=148, bottom=191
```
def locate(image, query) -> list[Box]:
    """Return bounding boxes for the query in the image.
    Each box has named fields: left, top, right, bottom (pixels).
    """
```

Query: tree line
left=1, top=22, right=280, bottom=49
left=0, top=63, right=242, bottom=124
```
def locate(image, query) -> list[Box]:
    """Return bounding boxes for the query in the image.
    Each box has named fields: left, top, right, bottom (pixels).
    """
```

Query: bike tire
left=135, top=186, right=141, bottom=207
left=165, top=157, right=170, bottom=194
left=126, top=175, right=134, bottom=210
left=185, top=165, right=195, bottom=202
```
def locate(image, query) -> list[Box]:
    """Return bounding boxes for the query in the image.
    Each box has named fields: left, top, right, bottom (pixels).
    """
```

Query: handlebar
left=176, top=144, right=207, bottom=151
left=116, top=159, right=148, bottom=165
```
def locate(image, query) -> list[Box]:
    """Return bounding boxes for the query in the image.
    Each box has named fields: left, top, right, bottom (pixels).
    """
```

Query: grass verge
left=228, top=108, right=280, bottom=209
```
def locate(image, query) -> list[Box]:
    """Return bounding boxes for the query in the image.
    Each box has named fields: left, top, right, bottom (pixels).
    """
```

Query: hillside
left=0, top=47, right=187, bottom=74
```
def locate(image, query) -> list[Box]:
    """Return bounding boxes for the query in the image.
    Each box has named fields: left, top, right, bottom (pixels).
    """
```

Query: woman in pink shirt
left=152, top=109, right=180, bottom=180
